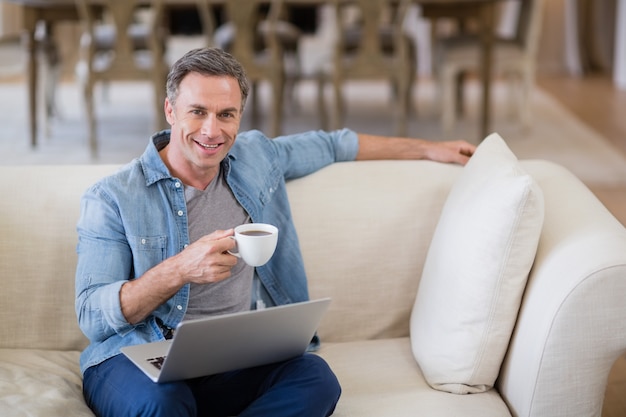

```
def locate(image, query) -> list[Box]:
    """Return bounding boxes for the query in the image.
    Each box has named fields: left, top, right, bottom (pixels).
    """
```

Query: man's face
left=164, top=72, right=243, bottom=182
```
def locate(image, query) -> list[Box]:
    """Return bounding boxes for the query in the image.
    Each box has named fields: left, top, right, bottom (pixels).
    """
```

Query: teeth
left=198, top=142, right=218, bottom=149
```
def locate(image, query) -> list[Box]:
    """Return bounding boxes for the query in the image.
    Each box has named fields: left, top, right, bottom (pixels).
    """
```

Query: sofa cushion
left=410, top=133, right=544, bottom=394
left=316, top=338, right=512, bottom=416
left=0, top=349, right=94, bottom=417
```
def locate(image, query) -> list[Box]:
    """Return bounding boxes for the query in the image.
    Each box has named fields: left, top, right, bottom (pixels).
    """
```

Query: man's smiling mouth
left=196, top=141, right=219, bottom=149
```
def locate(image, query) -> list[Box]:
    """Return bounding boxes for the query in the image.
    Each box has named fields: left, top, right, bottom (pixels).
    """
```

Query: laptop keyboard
left=147, top=356, right=166, bottom=370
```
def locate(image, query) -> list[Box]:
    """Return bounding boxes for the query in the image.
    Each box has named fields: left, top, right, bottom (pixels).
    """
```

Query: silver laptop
left=120, top=298, right=331, bottom=383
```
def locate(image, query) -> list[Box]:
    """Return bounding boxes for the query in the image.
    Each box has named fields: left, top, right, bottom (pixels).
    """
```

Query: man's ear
left=164, top=98, right=175, bottom=125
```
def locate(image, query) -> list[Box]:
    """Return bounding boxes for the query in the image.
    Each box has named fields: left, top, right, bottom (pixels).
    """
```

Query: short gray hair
left=166, top=47, right=250, bottom=111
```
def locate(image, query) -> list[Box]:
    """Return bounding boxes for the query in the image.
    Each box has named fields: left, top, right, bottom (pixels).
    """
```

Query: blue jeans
left=83, top=353, right=341, bottom=417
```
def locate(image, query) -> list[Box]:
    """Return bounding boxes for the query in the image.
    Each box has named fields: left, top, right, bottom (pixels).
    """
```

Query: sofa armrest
left=498, top=161, right=626, bottom=417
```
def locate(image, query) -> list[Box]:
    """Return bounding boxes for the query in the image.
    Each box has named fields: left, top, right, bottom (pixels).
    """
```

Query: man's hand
left=120, top=229, right=238, bottom=324
left=423, top=140, right=475, bottom=166
left=175, top=229, right=238, bottom=285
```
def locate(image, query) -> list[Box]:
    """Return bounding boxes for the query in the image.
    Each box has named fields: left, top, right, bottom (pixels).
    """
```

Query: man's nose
left=201, top=114, right=219, bottom=136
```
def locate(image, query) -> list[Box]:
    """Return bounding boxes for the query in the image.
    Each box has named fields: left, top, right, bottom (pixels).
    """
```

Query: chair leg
left=153, top=69, right=167, bottom=132
left=44, top=64, right=60, bottom=120
left=441, top=66, right=457, bottom=134
left=83, top=81, right=97, bottom=159
left=332, top=75, right=344, bottom=131
left=519, top=67, right=534, bottom=131
left=250, top=82, right=260, bottom=130
left=394, top=74, right=410, bottom=137
left=455, top=71, right=465, bottom=117
left=270, top=75, right=284, bottom=137
left=316, top=72, right=329, bottom=130
left=388, top=78, right=409, bottom=136
left=37, top=21, right=61, bottom=138
left=284, top=52, right=302, bottom=114
left=504, top=72, right=518, bottom=120
left=41, top=57, right=61, bottom=139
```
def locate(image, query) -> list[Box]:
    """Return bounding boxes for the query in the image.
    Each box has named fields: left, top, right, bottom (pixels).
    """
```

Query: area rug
left=1, top=78, right=625, bottom=188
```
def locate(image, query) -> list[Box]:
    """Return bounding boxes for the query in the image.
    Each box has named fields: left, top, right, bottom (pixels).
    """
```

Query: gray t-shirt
left=183, top=167, right=253, bottom=320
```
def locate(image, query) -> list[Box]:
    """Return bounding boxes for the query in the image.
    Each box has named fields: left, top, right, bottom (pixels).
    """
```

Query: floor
left=538, top=75, right=626, bottom=230
left=537, top=74, right=626, bottom=417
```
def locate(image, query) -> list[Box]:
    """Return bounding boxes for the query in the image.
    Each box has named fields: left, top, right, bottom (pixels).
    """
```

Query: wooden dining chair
left=317, top=0, right=416, bottom=136
left=198, top=0, right=299, bottom=137
left=434, top=0, right=545, bottom=133
left=74, top=0, right=169, bottom=158
left=34, top=21, right=62, bottom=139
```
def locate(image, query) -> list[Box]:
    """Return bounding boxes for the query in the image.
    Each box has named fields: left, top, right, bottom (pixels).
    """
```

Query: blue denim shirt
left=75, top=128, right=359, bottom=374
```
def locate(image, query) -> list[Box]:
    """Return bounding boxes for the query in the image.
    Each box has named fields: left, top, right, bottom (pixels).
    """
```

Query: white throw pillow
left=410, top=133, right=544, bottom=394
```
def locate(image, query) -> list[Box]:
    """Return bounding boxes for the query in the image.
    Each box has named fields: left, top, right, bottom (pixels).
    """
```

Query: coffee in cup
left=228, top=223, right=278, bottom=266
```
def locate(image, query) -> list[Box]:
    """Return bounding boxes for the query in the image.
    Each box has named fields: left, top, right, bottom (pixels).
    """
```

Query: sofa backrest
left=0, top=165, right=121, bottom=351
left=287, top=160, right=462, bottom=342
left=0, top=161, right=461, bottom=351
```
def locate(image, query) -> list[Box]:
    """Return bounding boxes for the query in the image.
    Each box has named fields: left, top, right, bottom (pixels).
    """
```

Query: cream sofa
left=1, top=155, right=626, bottom=416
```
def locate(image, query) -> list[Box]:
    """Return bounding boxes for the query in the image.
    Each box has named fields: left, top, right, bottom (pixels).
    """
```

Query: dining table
left=8, top=0, right=504, bottom=148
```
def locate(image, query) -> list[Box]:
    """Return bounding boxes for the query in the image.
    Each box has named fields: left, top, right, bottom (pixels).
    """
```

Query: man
left=75, top=47, right=475, bottom=417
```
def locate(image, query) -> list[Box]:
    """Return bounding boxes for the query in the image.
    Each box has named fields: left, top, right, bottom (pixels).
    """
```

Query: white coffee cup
left=228, top=223, right=278, bottom=267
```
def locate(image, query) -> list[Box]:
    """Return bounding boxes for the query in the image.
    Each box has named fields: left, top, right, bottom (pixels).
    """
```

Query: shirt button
left=174, top=182, right=181, bottom=188
left=177, top=210, right=184, bottom=216
left=141, top=238, right=146, bottom=245
left=177, top=305, right=183, bottom=310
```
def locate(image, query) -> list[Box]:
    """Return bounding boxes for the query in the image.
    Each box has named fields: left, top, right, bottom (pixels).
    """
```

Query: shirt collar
left=138, top=130, right=174, bottom=186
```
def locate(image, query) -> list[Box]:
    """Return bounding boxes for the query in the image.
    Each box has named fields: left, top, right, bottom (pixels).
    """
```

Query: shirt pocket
left=127, top=234, right=168, bottom=273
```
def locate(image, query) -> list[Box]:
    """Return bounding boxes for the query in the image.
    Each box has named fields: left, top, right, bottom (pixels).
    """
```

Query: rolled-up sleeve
left=75, top=185, right=135, bottom=342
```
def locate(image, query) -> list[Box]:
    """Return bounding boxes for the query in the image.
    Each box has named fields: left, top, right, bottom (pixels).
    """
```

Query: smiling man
left=75, top=47, right=475, bottom=417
